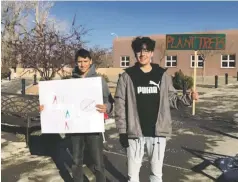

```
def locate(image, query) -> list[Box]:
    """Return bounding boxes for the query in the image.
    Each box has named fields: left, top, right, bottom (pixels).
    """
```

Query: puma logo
left=137, top=86, right=157, bottom=94
left=137, top=81, right=161, bottom=94
left=149, top=80, right=160, bottom=90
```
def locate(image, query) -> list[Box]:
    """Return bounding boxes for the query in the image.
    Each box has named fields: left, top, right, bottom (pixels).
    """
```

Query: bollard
left=215, top=75, right=218, bottom=88
left=33, top=74, right=37, bottom=85
left=225, top=73, right=228, bottom=85
left=8, top=71, right=11, bottom=81
left=21, top=79, right=25, bottom=95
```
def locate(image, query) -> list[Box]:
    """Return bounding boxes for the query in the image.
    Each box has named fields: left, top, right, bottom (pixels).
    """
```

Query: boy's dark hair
left=75, top=48, right=91, bottom=62
left=131, top=36, right=156, bottom=53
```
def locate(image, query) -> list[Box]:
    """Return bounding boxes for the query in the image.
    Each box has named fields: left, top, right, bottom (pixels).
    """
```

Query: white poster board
left=38, top=77, right=104, bottom=133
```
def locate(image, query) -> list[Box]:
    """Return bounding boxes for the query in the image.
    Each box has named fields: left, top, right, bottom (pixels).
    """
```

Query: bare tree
left=7, top=22, right=88, bottom=80
left=104, top=49, right=113, bottom=67
left=2, top=1, right=89, bottom=80
left=198, top=40, right=234, bottom=82
left=89, top=46, right=110, bottom=68
left=197, top=49, right=214, bottom=82
left=1, top=1, right=35, bottom=67
left=157, top=41, right=167, bottom=66
left=1, top=1, right=35, bottom=37
left=32, top=1, right=54, bottom=34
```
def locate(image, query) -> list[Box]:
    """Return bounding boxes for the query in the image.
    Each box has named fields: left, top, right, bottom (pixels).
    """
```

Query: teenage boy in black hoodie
left=115, top=37, right=198, bottom=182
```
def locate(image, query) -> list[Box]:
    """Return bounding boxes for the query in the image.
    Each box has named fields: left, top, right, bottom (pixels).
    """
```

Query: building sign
left=166, top=34, right=226, bottom=50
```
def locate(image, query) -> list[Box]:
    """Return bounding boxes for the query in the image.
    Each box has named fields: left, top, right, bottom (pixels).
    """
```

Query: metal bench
left=1, top=92, right=41, bottom=146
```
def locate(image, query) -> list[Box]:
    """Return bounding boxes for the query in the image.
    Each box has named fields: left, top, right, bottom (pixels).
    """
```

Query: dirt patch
left=25, top=85, right=39, bottom=95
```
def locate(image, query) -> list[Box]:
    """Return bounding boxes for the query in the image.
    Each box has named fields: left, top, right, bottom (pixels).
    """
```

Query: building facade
left=112, top=30, right=238, bottom=76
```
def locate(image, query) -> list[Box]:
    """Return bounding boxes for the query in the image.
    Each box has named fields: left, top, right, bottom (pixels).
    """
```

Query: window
left=191, top=55, right=204, bottom=68
left=165, top=56, right=177, bottom=67
left=120, top=56, right=130, bottom=67
left=221, top=54, right=236, bottom=68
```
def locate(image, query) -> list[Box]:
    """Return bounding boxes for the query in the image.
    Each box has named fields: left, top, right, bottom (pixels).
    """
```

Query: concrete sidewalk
left=1, top=78, right=33, bottom=94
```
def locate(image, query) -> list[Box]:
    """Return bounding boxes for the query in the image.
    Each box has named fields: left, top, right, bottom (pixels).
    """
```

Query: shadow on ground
left=27, top=134, right=126, bottom=182
left=180, top=84, right=238, bottom=126
left=194, top=95, right=238, bottom=125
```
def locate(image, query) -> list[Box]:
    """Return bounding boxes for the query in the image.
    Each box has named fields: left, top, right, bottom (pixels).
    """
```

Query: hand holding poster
left=38, top=77, right=104, bottom=133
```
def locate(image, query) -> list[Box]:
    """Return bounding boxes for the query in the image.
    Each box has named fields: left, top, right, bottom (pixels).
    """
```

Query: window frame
left=120, top=56, right=130, bottom=68
left=190, top=55, right=204, bottom=68
left=165, top=55, right=177, bottom=68
left=220, top=54, right=236, bottom=68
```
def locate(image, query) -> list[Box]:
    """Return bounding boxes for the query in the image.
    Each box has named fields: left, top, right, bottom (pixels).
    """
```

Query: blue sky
left=50, top=1, right=238, bottom=49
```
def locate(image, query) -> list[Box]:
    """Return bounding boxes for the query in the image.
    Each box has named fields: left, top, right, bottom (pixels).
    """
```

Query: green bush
left=97, top=73, right=109, bottom=82
left=1, top=65, right=11, bottom=79
left=172, top=70, right=193, bottom=90
left=172, top=70, right=184, bottom=90
left=184, top=75, right=193, bottom=90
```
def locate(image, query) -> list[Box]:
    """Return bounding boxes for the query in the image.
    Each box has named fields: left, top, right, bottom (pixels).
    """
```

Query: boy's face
left=135, top=44, right=153, bottom=65
left=77, top=56, right=92, bottom=74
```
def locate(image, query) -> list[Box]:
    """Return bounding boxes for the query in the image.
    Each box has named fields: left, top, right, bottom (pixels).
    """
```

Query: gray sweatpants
left=127, top=137, right=167, bottom=182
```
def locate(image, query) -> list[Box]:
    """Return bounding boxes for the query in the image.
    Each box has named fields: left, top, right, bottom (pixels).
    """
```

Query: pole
left=225, top=73, right=228, bottom=85
left=8, top=71, right=11, bottom=81
left=215, top=75, right=218, bottom=88
left=21, top=78, right=26, bottom=95
left=33, top=74, right=37, bottom=85
left=192, top=50, right=197, bottom=115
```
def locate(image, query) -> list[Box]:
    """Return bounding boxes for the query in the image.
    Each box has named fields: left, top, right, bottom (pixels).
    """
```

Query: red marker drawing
left=65, top=122, right=69, bottom=130
left=53, top=95, right=57, bottom=104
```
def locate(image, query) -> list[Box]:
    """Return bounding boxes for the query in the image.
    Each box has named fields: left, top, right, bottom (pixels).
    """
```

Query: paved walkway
left=1, top=78, right=33, bottom=93
left=1, top=82, right=238, bottom=182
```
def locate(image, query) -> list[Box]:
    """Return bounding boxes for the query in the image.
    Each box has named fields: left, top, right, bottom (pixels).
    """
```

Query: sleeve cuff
left=118, top=128, right=127, bottom=134
left=105, top=102, right=113, bottom=114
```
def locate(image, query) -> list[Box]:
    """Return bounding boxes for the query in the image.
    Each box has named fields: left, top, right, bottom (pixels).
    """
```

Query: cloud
left=47, top=15, right=71, bottom=34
